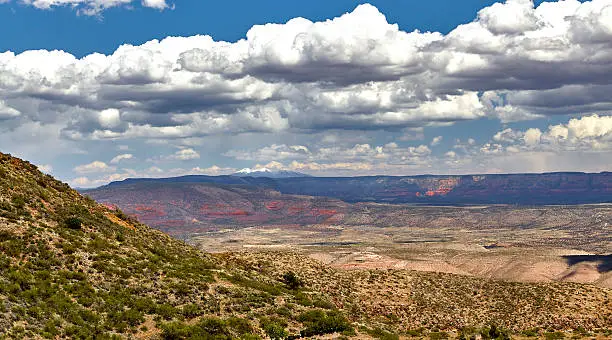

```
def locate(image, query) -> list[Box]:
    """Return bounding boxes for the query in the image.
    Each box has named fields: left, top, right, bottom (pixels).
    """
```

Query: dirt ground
left=191, top=204, right=612, bottom=288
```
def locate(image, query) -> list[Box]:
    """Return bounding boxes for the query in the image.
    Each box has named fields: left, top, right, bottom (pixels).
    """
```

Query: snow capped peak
left=235, top=167, right=272, bottom=174
left=231, top=168, right=311, bottom=178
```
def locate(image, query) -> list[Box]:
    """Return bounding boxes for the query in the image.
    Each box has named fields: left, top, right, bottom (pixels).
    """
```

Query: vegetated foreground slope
left=1, top=151, right=611, bottom=339
left=226, top=252, right=612, bottom=331
left=0, top=152, right=356, bottom=339
left=95, top=171, right=612, bottom=205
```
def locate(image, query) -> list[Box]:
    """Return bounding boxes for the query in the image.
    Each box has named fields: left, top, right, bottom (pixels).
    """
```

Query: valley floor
left=192, top=204, right=612, bottom=289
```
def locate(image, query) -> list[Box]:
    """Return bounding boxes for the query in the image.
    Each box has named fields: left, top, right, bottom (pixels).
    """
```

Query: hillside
left=1, top=152, right=611, bottom=339
left=95, top=172, right=612, bottom=205
left=84, top=181, right=348, bottom=238
left=0, top=152, right=356, bottom=339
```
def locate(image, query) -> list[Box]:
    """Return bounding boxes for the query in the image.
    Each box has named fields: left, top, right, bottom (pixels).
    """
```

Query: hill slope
left=0, top=153, right=355, bottom=339
left=85, top=181, right=348, bottom=238
left=1, top=152, right=611, bottom=339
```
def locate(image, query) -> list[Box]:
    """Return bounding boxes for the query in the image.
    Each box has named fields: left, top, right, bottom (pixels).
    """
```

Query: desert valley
left=2, top=0, right=612, bottom=338
left=0, top=153, right=610, bottom=338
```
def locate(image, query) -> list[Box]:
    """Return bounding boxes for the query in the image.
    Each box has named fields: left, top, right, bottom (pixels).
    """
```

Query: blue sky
left=0, top=0, right=610, bottom=187
left=1, top=1, right=504, bottom=56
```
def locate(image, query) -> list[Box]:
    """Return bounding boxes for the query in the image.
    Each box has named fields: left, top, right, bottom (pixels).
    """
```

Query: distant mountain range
left=91, top=171, right=612, bottom=206
left=231, top=167, right=311, bottom=178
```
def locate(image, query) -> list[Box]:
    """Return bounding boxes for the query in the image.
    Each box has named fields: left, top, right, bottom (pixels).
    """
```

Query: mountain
left=97, top=172, right=612, bottom=205
left=85, top=181, right=348, bottom=238
left=232, top=168, right=311, bottom=178
left=2, top=151, right=611, bottom=338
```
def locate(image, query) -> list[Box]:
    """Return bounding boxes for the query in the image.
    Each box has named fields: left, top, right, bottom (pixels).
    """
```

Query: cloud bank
left=2, top=1, right=612, bottom=140
left=0, top=0, right=611, bottom=185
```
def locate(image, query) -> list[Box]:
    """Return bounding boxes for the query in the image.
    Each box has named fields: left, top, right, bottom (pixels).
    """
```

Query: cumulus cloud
left=166, top=148, right=200, bottom=161
left=0, top=100, right=20, bottom=120
left=37, top=164, right=53, bottom=174
left=110, top=153, right=133, bottom=164
left=431, top=136, right=443, bottom=146
left=2, top=1, right=612, bottom=181
left=223, top=114, right=612, bottom=177
left=74, top=161, right=115, bottom=174
left=226, top=142, right=433, bottom=174
left=3, top=0, right=612, bottom=148
left=492, top=114, right=612, bottom=151
left=438, top=114, right=612, bottom=174
left=5, top=0, right=169, bottom=15
left=224, top=144, right=311, bottom=161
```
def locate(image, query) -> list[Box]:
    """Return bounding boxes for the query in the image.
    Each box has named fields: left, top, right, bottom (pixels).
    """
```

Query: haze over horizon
left=1, top=0, right=611, bottom=188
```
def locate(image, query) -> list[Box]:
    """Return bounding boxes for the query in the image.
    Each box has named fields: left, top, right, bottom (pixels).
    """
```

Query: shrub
left=263, top=322, right=287, bottom=340
left=64, top=217, right=82, bottom=230
left=363, top=327, right=399, bottom=340
left=226, top=317, right=253, bottom=336
left=544, top=331, right=566, bottom=340
left=298, top=310, right=353, bottom=337
left=160, top=317, right=232, bottom=340
left=11, top=195, right=26, bottom=210
left=281, top=271, right=303, bottom=290
left=180, top=304, right=202, bottom=319
left=260, top=317, right=288, bottom=340
left=481, top=325, right=511, bottom=340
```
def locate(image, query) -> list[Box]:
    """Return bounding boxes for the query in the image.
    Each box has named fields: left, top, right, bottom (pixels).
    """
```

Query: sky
left=0, top=0, right=611, bottom=187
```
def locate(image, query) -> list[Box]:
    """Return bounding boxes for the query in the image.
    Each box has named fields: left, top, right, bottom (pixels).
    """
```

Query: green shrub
left=11, top=194, right=26, bottom=210
left=297, top=310, right=353, bottom=337
left=64, top=217, right=82, bottom=230
left=180, top=304, right=203, bottom=319
left=160, top=317, right=232, bottom=340
left=226, top=317, right=253, bottom=336
left=481, top=325, right=511, bottom=340
left=263, top=322, right=287, bottom=340
left=544, top=331, right=566, bottom=340
left=281, top=271, right=303, bottom=290
left=364, top=327, right=399, bottom=340
left=429, top=331, right=449, bottom=340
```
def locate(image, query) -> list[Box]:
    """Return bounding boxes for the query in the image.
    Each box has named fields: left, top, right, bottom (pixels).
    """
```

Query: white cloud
left=524, top=128, right=543, bottom=146
left=3, top=1, right=612, bottom=181
left=141, top=0, right=167, bottom=10
left=73, top=161, right=114, bottom=174
left=431, top=136, right=443, bottom=146
left=226, top=142, right=433, bottom=173
left=0, top=100, right=20, bottom=120
left=224, top=144, right=311, bottom=161
left=7, top=0, right=169, bottom=15
left=167, top=148, right=200, bottom=161
left=3, top=1, right=612, bottom=148
left=37, top=164, right=53, bottom=174
left=110, top=153, right=133, bottom=164
left=493, top=114, right=612, bottom=151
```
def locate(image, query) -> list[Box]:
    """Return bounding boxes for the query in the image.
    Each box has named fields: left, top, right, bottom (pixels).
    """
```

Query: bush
left=160, top=317, right=232, bottom=340
left=64, top=217, right=82, bottom=230
left=298, top=310, right=353, bottom=337
left=363, top=327, right=398, bottom=340
left=544, top=331, right=566, bottom=340
left=260, top=317, right=288, bottom=340
left=281, top=271, right=303, bottom=290
left=481, top=325, right=511, bottom=340
left=263, top=323, right=287, bottom=340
